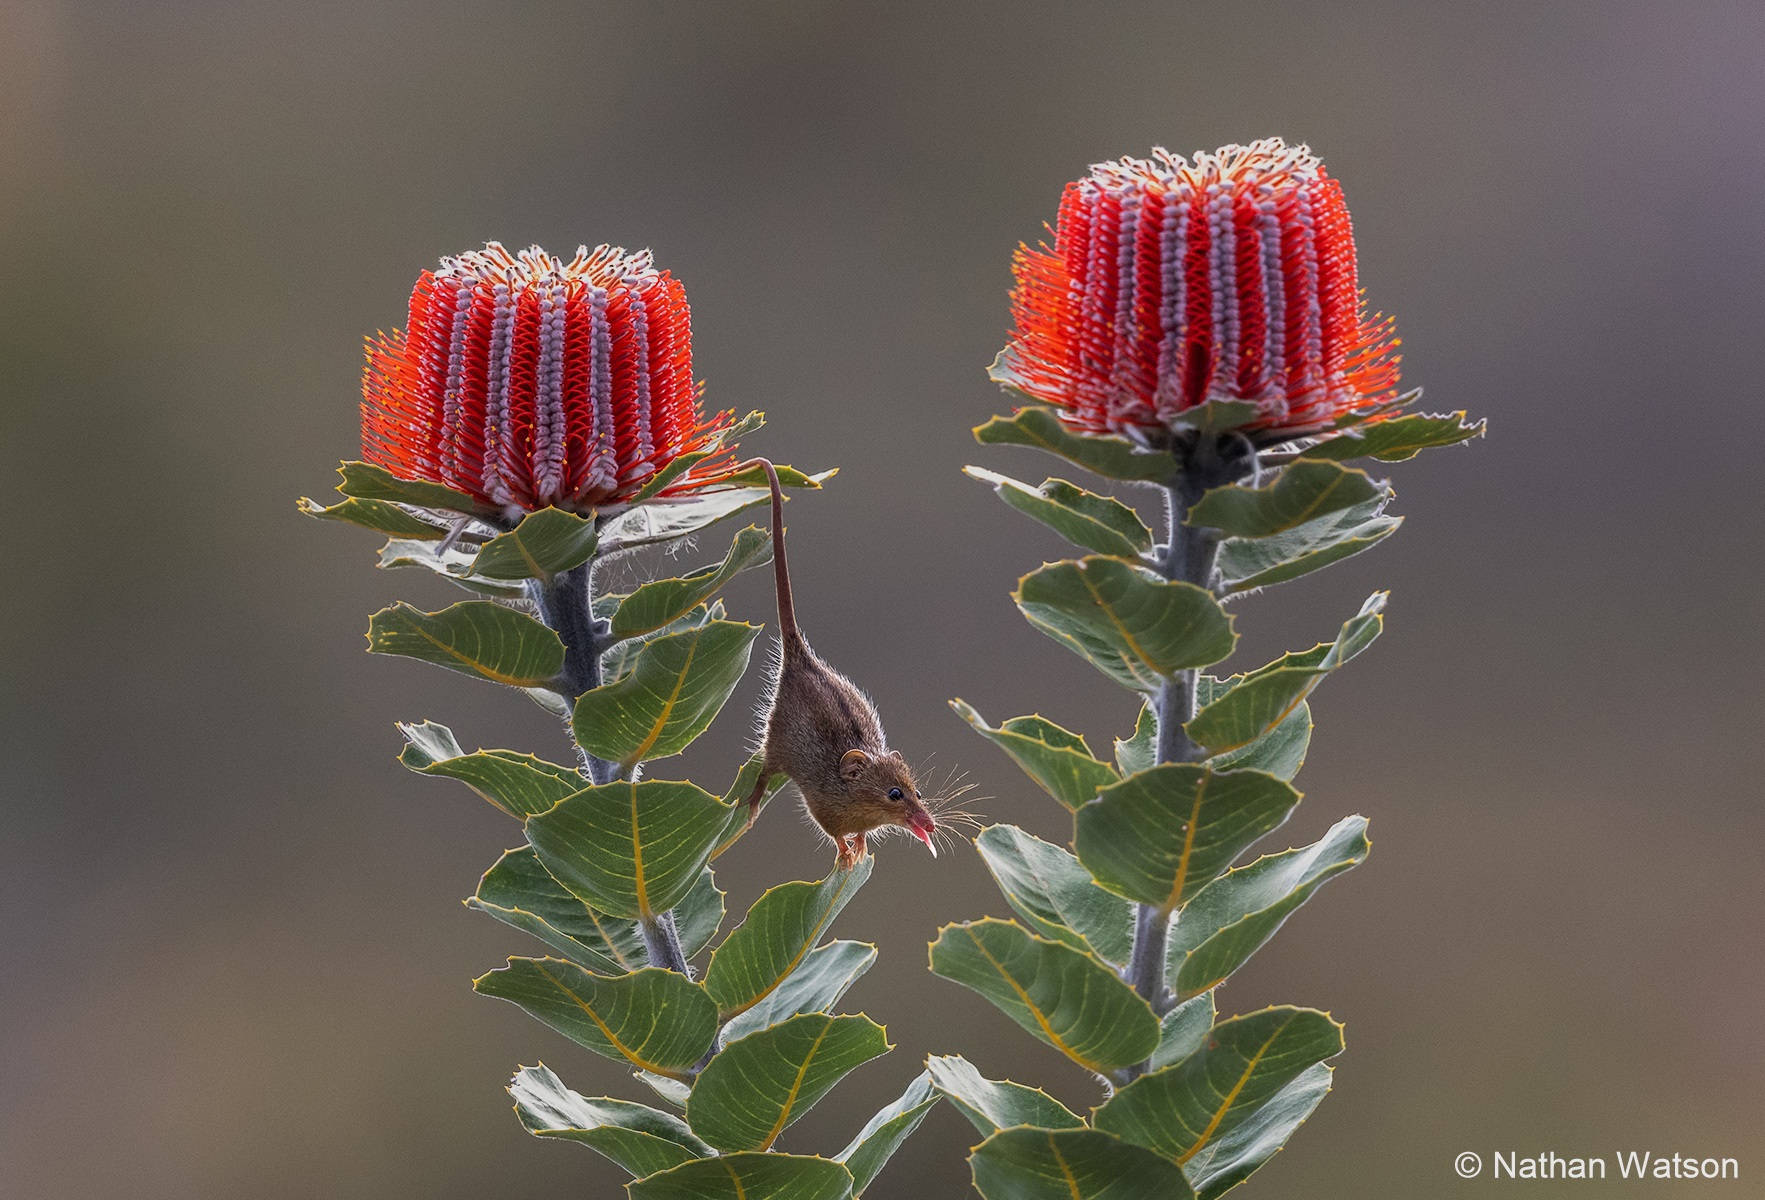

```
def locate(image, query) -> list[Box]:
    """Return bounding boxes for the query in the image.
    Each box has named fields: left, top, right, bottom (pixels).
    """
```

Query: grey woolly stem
left=529, top=560, right=693, bottom=977
left=1121, top=442, right=1235, bottom=1080
left=529, top=562, right=620, bottom=786
left=640, top=910, right=692, bottom=976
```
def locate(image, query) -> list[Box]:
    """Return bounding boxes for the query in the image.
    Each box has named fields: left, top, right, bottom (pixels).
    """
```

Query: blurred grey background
left=4, top=1, right=1763, bottom=1197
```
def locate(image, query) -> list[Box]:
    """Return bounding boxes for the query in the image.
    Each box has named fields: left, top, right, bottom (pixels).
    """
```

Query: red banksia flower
left=361, top=242, right=735, bottom=512
left=1001, top=139, right=1401, bottom=442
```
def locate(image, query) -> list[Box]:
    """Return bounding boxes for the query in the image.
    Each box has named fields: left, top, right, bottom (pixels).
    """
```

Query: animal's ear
left=840, top=749, right=869, bottom=781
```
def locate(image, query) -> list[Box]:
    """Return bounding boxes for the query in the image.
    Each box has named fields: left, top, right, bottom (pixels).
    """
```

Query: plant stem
left=529, top=562, right=620, bottom=786
left=1122, top=440, right=1234, bottom=1077
left=639, top=910, right=691, bottom=975
left=529, top=560, right=693, bottom=977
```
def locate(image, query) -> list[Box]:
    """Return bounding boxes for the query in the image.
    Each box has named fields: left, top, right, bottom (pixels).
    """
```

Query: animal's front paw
left=834, top=834, right=865, bottom=870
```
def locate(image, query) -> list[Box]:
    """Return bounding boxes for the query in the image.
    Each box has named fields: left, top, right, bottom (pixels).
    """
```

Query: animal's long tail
left=752, top=459, right=803, bottom=652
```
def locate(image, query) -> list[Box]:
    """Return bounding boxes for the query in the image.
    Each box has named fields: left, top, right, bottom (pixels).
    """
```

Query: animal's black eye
left=888, top=787, right=905, bottom=802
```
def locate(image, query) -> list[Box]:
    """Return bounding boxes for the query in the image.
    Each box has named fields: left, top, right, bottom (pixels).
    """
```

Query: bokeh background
left=5, top=2, right=1763, bottom=1197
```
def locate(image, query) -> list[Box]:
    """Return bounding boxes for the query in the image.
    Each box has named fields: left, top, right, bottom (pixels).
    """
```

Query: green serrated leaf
left=675, top=868, right=725, bottom=962
left=299, top=494, right=449, bottom=538
left=952, top=700, right=1119, bottom=812
left=475, top=868, right=715, bottom=974
left=704, top=856, right=874, bottom=1020
left=687, top=1014, right=891, bottom=1152
left=601, top=601, right=723, bottom=684
left=971, top=1127, right=1197, bottom=1200
left=377, top=538, right=529, bottom=597
left=602, top=490, right=768, bottom=552
left=722, top=410, right=768, bottom=441
left=468, top=846, right=644, bottom=974
left=366, top=600, right=564, bottom=688
left=1120, top=689, right=1314, bottom=781
left=572, top=621, right=760, bottom=766
left=468, top=507, right=599, bottom=581
left=525, top=779, right=733, bottom=920
left=398, top=720, right=582, bottom=818
left=473, top=960, right=717, bottom=1078
left=965, top=467, right=1154, bottom=558
left=1186, top=593, right=1385, bottom=753
left=925, top=1053, right=1086, bottom=1135
left=628, top=1153, right=854, bottom=1200
left=834, top=1071, right=939, bottom=1196
left=627, top=452, right=714, bottom=506
left=714, top=461, right=827, bottom=491
left=509, top=1064, right=712, bottom=1177
left=334, top=459, right=491, bottom=514
left=1300, top=410, right=1485, bottom=462
left=1205, top=700, right=1313, bottom=781
left=974, top=825, right=1133, bottom=965
left=1188, top=460, right=1384, bottom=538
left=602, top=471, right=836, bottom=553
left=524, top=685, right=573, bottom=717
left=928, top=919, right=1159, bottom=1072
left=612, top=526, right=773, bottom=640
left=1215, top=501, right=1400, bottom=594
left=973, top=403, right=1177, bottom=483
left=1074, top=766, right=1302, bottom=912
left=1169, top=398, right=1262, bottom=433
left=1150, top=992, right=1216, bottom=1073
left=709, top=753, right=792, bottom=860
left=1092, top=1007, right=1343, bottom=1172
left=634, top=1070, right=693, bottom=1110
left=622, top=411, right=763, bottom=504
left=719, top=941, right=877, bottom=1047
left=621, top=413, right=749, bottom=504
left=1014, top=557, right=1237, bottom=692
left=1114, top=702, right=1156, bottom=777
left=1118, top=694, right=1315, bottom=782
left=1185, top=1063, right=1334, bottom=1199
left=1168, top=816, right=1370, bottom=1000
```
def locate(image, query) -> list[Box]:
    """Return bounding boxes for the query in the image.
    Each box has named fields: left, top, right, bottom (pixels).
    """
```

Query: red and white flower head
left=1001, top=139, right=1401, bottom=441
left=362, top=242, right=735, bottom=512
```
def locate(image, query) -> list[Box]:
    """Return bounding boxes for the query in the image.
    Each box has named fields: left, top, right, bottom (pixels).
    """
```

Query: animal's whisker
left=927, top=786, right=986, bottom=811
left=923, top=767, right=979, bottom=799
left=925, top=797, right=987, bottom=835
left=925, top=762, right=972, bottom=790
left=928, top=826, right=968, bottom=854
left=928, top=790, right=981, bottom=814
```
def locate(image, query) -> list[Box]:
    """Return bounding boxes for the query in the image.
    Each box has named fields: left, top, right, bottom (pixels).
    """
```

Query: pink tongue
left=909, top=823, right=937, bottom=857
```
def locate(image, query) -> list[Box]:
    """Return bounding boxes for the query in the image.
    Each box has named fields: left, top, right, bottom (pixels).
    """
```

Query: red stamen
left=1002, top=140, right=1401, bottom=439
left=360, top=242, right=735, bottom=511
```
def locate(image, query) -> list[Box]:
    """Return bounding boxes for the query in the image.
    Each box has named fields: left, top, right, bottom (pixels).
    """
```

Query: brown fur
left=743, top=461, right=936, bottom=868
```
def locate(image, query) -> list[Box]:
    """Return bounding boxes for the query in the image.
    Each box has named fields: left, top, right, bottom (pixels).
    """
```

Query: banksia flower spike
left=312, top=239, right=927, bottom=1196
left=999, top=138, right=1401, bottom=443
left=943, top=139, right=1483, bottom=1199
left=361, top=242, right=737, bottom=514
